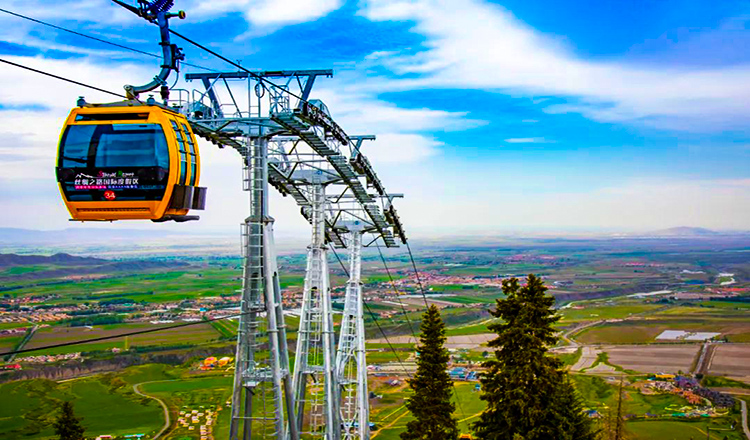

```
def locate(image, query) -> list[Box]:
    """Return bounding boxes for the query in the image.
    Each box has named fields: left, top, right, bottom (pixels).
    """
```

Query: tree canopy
left=53, top=401, right=85, bottom=440
left=401, top=304, right=459, bottom=440
left=473, top=275, right=596, bottom=440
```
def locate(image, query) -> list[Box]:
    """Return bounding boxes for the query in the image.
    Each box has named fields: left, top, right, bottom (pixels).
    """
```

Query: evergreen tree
left=53, top=401, right=85, bottom=440
left=401, top=305, right=459, bottom=440
left=473, top=275, right=596, bottom=440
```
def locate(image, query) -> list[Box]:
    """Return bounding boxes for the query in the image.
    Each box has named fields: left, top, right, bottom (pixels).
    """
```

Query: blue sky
left=1, top=0, right=750, bottom=235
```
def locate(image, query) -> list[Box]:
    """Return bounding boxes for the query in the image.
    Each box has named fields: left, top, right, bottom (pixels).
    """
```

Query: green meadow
left=0, top=374, right=163, bottom=439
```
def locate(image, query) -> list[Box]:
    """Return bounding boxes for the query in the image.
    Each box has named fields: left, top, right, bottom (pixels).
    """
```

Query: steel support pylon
left=230, top=137, right=298, bottom=440
left=335, top=230, right=370, bottom=439
left=291, top=183, right=339, bottom=439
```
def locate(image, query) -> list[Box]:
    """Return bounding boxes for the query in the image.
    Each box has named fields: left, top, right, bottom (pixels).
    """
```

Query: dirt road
left=133, top=381, right=175, bottom=439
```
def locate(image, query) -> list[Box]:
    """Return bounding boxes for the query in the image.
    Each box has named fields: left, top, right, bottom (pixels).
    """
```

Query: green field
left=557, top=347, right=582, bottom=367
left=436, top=295, right=499, bottom=305
left=1, top=357, right=746, bottom=440
left=0, top=374, right=163, bottom=438
left=0, top=334, right=23, bottom=351
left=0, top=265, right=51, bottom=275
left=210, top=319, right=238, bottom=339
left=627, top=419, right=743, bottom=440
left=369, top=381, right=485, bottom=439
left=3, top=267, right=248, bottom=304
left=558, top=303, right=663, bottom=323
left=21, top=322, right=223, bottom=356
left=445, top=320, right=496, bottom=337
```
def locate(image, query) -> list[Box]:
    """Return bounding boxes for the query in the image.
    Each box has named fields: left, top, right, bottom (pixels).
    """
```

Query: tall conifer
left=401, top=305, right=458, bottom=440
left=473, top=275, right=596, bottom=440
left=53, top=401, right=85, bottom=440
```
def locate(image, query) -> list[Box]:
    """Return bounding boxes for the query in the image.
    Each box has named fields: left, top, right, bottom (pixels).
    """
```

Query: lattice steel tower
left=229, top=135, right=298, bottom=440
left=175, top=67, right=405, bottom=440
left=291, top=181, right=338, bottom=439
left=336, top=227, right=369, bottom=439
left=178, top=69, right=335, bottom=440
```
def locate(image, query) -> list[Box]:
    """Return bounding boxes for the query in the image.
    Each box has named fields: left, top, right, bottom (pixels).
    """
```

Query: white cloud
left=185, top=0, right=343, bottom=27
left=0, top=1, right=136, bottom=24
left=0, top=0, right=343, bottom=34
left=314, top=87, right=484, bottom=134
left=361, top=133, right=440, bottom=164
left=302, top=86, right=483, bottom=164
left=359, top=0, right=750, bottom=131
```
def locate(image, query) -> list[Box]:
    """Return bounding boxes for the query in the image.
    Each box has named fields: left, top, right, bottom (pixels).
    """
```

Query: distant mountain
left=0, top=252, right=189, bottom=281
left=0, top=253, right=104, bottom=268
left=646, top=227, right=720, bottom=237
left=0, top=227, right=182, bottom=245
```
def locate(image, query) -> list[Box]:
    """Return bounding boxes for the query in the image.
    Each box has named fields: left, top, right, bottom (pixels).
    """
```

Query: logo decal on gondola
left=104, top=190, right=116, bottom=201
left=74, top=172, right=139, bottom=190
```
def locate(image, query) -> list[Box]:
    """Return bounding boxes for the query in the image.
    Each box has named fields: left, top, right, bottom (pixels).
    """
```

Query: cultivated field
left=575, top=317, right=750, bottom=344
left=369, top=333, right=494, bottom=349
left=0, top=334, right=22, bottom=352
left=22, top=322, right=222, bottom=355
left=627, top=419, right=741, bottom=440
left=708, top=344, right=750, bottom=383
left=603, top=345, right=700, bottom=373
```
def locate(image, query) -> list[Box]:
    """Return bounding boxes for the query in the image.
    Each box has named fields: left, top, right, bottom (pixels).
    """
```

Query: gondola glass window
left=60, top=124, right=170, bottom=169
left=181, top=122, right=198, bottom=186
left=171, top=120, right=188, bottom=185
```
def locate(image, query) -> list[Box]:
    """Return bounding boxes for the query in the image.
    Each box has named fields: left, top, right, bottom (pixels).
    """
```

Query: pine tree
left=401, top=305, right=459, bottom=440
left=53, top=401, right=85, bottom=440
left=472, top=275, right=596, bottom=440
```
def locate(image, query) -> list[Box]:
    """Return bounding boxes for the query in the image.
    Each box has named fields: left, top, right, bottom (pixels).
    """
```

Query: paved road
left=571, top=346, right=598, bottom=372
left=741, top=399, right=750, bottom=440
left=133, top=381, right=174, bottom=440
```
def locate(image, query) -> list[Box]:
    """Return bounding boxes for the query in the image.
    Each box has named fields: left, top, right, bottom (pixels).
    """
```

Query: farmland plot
left=708, top=343, right=750, bottom=383
left=22, top=322, right=222, bottom=355
left=604, top=345, right=700, bottom=373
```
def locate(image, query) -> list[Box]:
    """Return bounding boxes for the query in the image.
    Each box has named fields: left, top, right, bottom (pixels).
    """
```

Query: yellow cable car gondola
left=56, top=1, right=205, bottom=222
left=56, top=101, right=206, bottom=222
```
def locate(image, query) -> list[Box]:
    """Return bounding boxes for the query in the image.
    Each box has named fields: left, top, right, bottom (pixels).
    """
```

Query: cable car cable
left=0, top=309, right=253, bottom=357
left=0, top=58, right=126, bottom=98
left=402, top=239, right=469, bottom=422
left=331, top=242, right=417, bottom=346
left=329, top=244, right=413, bottom=379
left=375, top=241, right=418, bottom=342
left=0, top=6, right=216, bottom=72
left=405, top=241, right=431, bottom=309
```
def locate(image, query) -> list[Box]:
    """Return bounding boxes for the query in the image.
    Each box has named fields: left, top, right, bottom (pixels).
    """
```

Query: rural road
left=561, top=320, right=601, bottom=348
left=133, top=381, right=174, bottom=440
left=741, top=399, right=750, bottom=440
left=571, top=346, right=598, bottom=372
left=6, top=324, right=39, bottom=362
